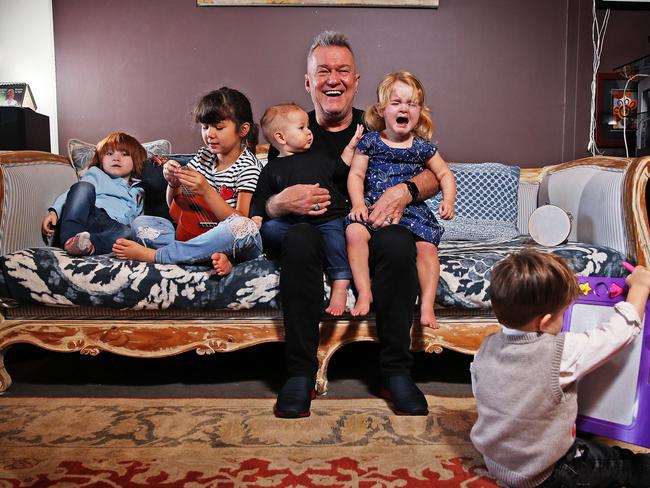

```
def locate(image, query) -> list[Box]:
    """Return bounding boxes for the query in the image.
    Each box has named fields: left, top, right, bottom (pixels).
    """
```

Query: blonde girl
left=346, top=71, right=456, bottom=327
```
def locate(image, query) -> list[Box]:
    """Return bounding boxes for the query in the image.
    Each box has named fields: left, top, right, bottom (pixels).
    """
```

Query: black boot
left=381, top=375, right=428, bottom=416
left=274, top=376, right=317, bottom=418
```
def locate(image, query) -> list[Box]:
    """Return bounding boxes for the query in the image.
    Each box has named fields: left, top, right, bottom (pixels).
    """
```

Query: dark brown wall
left=53, top=0, right=649, bottom=166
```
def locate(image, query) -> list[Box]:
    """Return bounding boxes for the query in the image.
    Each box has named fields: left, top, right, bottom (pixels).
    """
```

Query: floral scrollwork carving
left=195, top=345, right=215, bottom=355
left=210, top=339, right=229, bottom=351
left=423, top=341, right=444, bottom=354
left=80, top=346, right=100, bottom=356
left=195, top=339, right=228, bottom=356
left=67, top=339, right=85, bottom=351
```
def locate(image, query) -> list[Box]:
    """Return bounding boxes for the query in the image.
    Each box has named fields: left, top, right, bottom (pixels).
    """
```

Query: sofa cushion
left=0, top=250, right=280, bottom=310
left=426, top=162, right=520, bottom=241
left=436, top=236, right=627, bottom=308
left=0, top=238, right=627, bottom=311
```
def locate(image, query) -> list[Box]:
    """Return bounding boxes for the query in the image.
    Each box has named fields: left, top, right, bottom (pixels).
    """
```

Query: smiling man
left=262, top=31, right=439, bottom=419
left=306, top=36, right=360, bottom=132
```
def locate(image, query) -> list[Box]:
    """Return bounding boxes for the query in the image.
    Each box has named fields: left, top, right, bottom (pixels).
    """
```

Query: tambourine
left=528, top=204, right=572, bottom=247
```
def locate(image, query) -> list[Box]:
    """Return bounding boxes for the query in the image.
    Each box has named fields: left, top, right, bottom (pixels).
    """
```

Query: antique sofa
left=0, top=149, right=648, bottom=394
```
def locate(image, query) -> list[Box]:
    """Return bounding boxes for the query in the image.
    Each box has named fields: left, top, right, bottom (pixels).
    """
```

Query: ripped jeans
left=130, top=214, right=263, bottom=265
left=60, top=181, right=131, bottom=255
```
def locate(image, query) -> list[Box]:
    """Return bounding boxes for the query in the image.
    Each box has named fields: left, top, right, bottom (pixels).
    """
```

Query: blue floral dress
left=351, top=131, right=444, bottom=245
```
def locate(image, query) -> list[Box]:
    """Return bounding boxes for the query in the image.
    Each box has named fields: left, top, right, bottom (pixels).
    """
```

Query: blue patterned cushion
left=436, top=236, right=627, bottom=308
left=427, top=162, right=520, bottom=241
left=0, top=250, right=280, bottom=310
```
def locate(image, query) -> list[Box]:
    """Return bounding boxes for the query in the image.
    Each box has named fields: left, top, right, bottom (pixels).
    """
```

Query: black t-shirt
left=251, top=151, right=348, bottom=225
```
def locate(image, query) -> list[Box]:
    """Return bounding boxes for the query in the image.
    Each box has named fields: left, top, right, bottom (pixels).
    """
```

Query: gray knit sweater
left=470, top=332, right=577, bottom=488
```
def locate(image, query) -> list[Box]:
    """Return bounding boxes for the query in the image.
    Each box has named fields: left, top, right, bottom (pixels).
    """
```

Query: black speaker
left=0, top=107, right=50, bottom=151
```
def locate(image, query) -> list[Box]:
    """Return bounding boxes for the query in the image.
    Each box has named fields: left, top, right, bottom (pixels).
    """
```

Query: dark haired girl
left=113, top=87, right=263, bottom=275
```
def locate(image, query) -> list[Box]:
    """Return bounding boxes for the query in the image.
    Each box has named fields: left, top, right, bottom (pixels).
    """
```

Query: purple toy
left=562, top=271, right=650, bottom=448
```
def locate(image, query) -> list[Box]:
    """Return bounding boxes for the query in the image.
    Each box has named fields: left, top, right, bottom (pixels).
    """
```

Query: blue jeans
left=260, top=216, right=351, bottom=281
left=60, top=181, right=131, bottom=255
left=130, top=213, right=263, bottom=265
left=538, top=437, right=650, bottom=487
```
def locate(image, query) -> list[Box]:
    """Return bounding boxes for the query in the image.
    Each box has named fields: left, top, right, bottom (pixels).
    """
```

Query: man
left=264, top=31, right=440, bottom=418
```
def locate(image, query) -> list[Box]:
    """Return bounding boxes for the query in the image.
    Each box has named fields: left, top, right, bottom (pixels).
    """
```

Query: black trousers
left=538, top=437, right=650, bottom=488
left=278, top=223, right=418, bottom=378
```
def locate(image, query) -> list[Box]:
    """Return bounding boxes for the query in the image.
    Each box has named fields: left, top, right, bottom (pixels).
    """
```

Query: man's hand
left=367, top=183, right=411, bottom=229
left=266, top=183, right=331, bottom=218
left=42, top=211, right=58, bottom=237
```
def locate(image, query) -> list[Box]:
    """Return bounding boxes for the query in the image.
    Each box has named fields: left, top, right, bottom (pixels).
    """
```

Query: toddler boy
left=251, top=103, right=362, bottom=315
left=470, top=250, right=650, bottom=487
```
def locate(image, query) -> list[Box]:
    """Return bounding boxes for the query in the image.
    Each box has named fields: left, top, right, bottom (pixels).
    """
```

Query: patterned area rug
left=0, top=395, right=501, bottom=487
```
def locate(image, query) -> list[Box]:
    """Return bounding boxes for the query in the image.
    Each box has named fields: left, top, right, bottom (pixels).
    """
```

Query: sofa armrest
left=0, top=151, right=78, bottom=255
left=625, top=156, right=650, bottom=267
left=520, top=156, right=649, bottom=267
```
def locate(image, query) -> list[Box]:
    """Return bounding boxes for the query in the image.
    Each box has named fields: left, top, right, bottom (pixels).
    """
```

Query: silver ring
left=385, top=217, right=393, bottom=224
left=311, top=203, right=320, bottom=211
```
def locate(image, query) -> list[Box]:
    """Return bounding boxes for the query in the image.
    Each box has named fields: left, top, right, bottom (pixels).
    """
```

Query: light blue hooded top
left=49, top=166, right=144, bottom=225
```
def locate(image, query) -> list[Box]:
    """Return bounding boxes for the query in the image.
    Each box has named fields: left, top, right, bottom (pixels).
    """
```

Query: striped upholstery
left=538, top=166, right=626, bottom=255
left=0, top=161, right=78, bottom=255
left=517, top=181, right=539, bottom=235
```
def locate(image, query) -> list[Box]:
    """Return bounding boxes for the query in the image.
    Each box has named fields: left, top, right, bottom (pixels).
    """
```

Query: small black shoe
left=380, top=375, right=429, bottom=416
left=274, top=376, right=317, bottom=418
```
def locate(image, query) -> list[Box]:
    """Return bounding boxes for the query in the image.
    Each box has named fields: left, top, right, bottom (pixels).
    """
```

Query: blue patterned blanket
left=436, top=236, right=626, bottom=308
left=0, top=236, right=626, bottom=311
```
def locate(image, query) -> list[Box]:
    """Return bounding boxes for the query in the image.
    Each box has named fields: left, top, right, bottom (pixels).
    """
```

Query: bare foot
left=420, top=306, right=440, bottom=329
left=112, top=238, right=156, bottom=262
left=351, top=292, right=372, bottom=317
left=211, top=252, right=233, bottom=276
left=325, top=280, right=349, bottom=316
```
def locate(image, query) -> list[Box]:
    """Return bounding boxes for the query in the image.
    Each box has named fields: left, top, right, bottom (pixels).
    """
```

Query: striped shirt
left=188, top=146, right=262, bottom=208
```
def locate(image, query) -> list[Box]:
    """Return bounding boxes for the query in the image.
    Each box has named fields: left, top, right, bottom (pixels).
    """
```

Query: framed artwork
left=197, top=0, right=438, bottom=6
left=596, top=73, right=638, bottom=148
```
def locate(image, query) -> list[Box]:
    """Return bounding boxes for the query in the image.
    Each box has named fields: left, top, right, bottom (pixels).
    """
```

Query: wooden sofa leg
left=0, top=346, right=12, bottom=394
left=316, top=346, right=331, bottom=395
